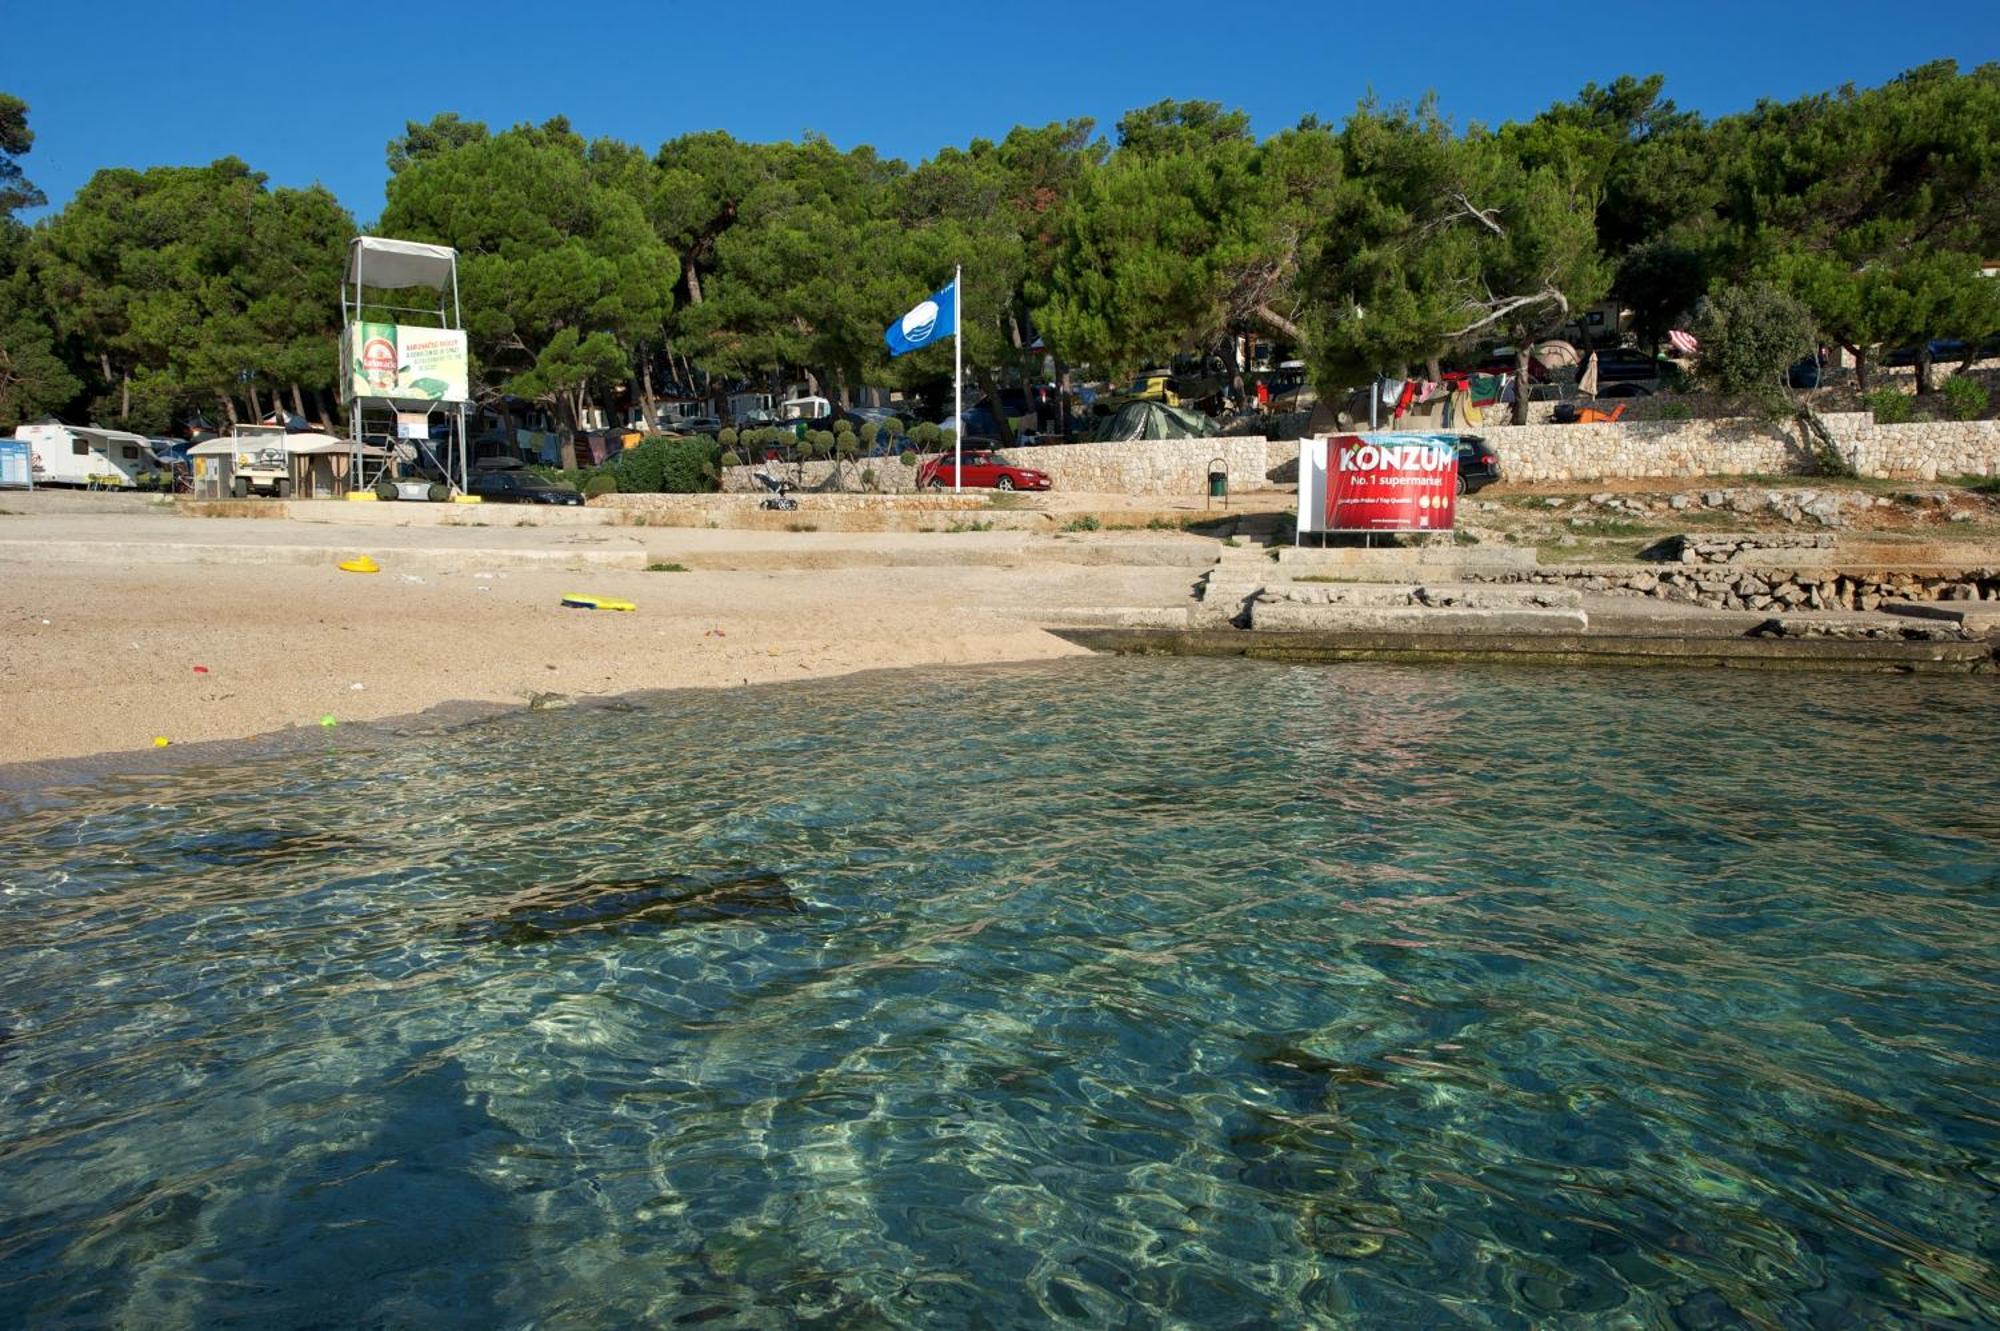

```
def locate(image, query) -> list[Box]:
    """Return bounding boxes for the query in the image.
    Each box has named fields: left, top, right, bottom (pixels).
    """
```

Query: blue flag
left=884, top=280, right=957, bottom=357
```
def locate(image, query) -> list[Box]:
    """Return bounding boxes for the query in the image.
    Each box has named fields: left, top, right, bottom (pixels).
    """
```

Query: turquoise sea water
left=1, top=658, right=1996, bottom=1328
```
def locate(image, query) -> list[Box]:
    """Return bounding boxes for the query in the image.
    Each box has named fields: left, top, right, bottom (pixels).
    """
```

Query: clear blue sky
left=9, top=0, right=1999, bottom=225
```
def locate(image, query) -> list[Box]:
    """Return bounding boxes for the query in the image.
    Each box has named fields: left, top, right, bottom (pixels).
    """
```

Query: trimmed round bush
left=898, top=449, right=918, bottom=467
left=720, top=449, right=743, bottom=468
left=583, top=472, right=618, bottom=497
left=718, top=427, right=738, bottom=448
left=859, top=421, right=880, bottom=447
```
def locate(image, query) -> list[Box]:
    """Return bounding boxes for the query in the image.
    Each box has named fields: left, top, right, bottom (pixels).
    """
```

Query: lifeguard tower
left=340, top=236, right=472, bottom=495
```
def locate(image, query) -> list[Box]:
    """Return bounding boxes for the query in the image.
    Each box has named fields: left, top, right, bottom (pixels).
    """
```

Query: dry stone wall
left=704, top=414, right=1998, bottom=498
left=719, top=435, right=1282, bottom=498
left=1476, top=413, right=2000, bottom=483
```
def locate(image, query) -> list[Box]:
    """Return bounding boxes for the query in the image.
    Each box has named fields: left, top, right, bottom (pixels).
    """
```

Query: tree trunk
left=290, top=381, right=307, bottom=423
left=1915, top=342, right=1935, bottom=395
left=1221, top=336, right=1245, bottom=412
left=1512, top=345, right=1533, bottom=426
left=218, top=395, right=239, bottom=426
left=314, top=386, right=336, bottom=432
left=246, top=381, right=263, bottom=421
left=119, top=370, right=131, bottom=421
left=1846, top=345, right=1870, bottom=392
left=638, top=345, right=658, bottom=431
left=685, top=263, right=703, bottom=307
left=972, top=362, right=1015, bottom=446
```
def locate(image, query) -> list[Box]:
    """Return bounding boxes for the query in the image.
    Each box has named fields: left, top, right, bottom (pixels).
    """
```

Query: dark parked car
left=1596, top=381, right=1654, bottom=398
left=1588, top=347, right=1669, bottom=382
left=917, top=448, right=1051, bottom=491
left=468, top=470, right=584, bottom=506
left=1456, top=436, right=1501, bottom=495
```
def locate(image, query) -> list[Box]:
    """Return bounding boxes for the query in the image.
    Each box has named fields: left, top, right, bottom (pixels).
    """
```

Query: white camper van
left=12, top=421, right=165, bottom=488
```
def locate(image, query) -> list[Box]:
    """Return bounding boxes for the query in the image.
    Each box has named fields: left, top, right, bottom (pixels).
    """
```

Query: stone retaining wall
left=1498, top=563, right=2000, bottom=614
left=703, top=413, right=1999, bottom=499
left=719, top=435, right=1283, bottom=498
left=1474, top=413, right=2000, bottom=482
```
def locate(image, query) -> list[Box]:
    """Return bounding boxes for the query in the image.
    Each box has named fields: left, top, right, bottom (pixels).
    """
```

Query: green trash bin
left=1207, top=461, right=1228, bottom=507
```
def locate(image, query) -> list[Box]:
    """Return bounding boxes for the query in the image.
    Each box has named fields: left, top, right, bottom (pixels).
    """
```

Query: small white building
left=11, top=421, right=166, bottom=487
left=188, top=430, right=387, bottom=499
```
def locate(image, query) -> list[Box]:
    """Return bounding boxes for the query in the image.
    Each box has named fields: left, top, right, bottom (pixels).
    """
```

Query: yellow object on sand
left=452, top=494, right=483, bottom=504
left=345, top=491, right=379, bottom=502
left=561, top=594, right=636, bottom=612
left=153, top=736, right=170, bottom=748
left=339, top=556, right=381, bottom=574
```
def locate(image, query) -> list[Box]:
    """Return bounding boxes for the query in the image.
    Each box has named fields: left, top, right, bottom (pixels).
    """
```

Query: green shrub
left=1063, top=515, right=1101, bottom=532
left=860, top=466, right=878, bottom=490
left=718, top=427, right=737, bottom=448
left=720, top=449, right=743, bottom=468
left=898, top=450, right=917, bottom=467
left=911, top=422, right=940, bottom=447
left=611, top=434, right=721, bottom=493
left=859, top=421, right=879, bottom=447
left=1864, top=387, right=1915, bottom=424
left=1659, top=402, right=1693, bottom=421
left=583, top=472, right=618, bottom=497
left=882, top=416, right=905, bottom=437
left=835, top=434, right=859, bottom=460
left=1940, top=375, right=1990, bottom=422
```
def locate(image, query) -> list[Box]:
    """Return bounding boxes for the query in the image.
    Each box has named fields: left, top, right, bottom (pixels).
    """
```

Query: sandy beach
left=0, top=508, right=1204, bottom=765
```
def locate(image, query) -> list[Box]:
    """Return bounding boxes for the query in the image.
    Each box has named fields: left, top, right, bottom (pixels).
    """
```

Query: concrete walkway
left=0, top=509, right=1221, bottom=574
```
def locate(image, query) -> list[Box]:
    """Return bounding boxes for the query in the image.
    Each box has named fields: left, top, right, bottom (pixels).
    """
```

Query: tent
left=1084, top=401, right=1221, bottom=442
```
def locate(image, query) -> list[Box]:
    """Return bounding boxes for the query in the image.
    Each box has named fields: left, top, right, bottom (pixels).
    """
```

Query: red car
left=917, top=448, right=1052, bottom=491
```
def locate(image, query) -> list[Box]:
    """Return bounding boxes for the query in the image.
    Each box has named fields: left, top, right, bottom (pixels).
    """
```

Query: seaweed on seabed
left=463, top=870, right=801, bottom=944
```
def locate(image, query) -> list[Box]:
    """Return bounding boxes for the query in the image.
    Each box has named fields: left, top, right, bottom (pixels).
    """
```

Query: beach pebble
left=350, top=682, right=364, bottom=691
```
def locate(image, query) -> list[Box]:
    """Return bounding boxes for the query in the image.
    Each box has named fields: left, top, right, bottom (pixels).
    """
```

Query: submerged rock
left=465, top=870, right=801, bottom=944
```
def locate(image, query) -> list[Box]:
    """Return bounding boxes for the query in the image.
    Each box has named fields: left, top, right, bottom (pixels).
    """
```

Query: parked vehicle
left=220, top=424, right=293, bottom=497
left=779, top=395, right=833, bottom=428
left=1596, top=382, right=1654, bottom=398
left=668, top=415, right=723, bottom=435
left=466, top=469, right=584, bottom=506
left=1455, top=436, right=1501, bottom=494
left=727, top=392, right=776, bottom=427
left=1881, top=339, right=1967, bottom=367
left=1587, top=347, right=1668, bottom=383
left=917, top=448, right=1051, bottom=491
left=11, top=420, right=166, bottom=488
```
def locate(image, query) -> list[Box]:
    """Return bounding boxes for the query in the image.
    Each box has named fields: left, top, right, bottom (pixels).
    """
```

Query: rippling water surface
left=2, top=658, right=1997, bottom=1328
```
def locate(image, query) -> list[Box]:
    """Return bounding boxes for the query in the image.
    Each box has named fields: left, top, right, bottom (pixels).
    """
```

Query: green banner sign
left=345, top=322, right=468, bottom=402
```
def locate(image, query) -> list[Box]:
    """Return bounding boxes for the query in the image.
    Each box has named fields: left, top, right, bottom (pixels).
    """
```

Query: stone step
left=1251, top=602, right=1590, bottom=634
left=1878, top=599, right=2000, bottom=633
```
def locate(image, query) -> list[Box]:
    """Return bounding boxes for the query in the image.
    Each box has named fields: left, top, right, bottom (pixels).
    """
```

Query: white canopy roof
left=72, top=425, right=155, bottom=450
left=188, top=432, right=385, bottom=457
left=346, top=236, right=458, bottom=290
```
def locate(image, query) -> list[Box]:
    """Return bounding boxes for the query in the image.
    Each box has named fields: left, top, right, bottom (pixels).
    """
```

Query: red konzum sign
left=1325, top=433, right=1459, bottom=532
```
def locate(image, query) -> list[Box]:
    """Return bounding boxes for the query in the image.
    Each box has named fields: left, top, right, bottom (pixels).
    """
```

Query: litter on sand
left=319, top=715, right=337, bottom=728
left=560, top=594, right=636, bottom=612
left=153, top=736, right=170, bottom=748
left=338, top=556, right=380, bottom=574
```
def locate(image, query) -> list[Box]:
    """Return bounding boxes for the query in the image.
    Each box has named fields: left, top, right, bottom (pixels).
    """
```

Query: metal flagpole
left=953, top=265, right=962, bottom=494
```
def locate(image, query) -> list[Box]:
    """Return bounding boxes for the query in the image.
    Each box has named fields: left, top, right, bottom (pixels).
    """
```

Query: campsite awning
left=346, top=236, right=458, bottom=290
